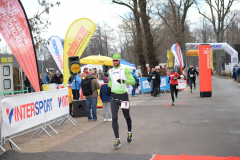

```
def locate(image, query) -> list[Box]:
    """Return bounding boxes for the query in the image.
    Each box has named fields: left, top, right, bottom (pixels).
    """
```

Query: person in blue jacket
left=100, top=77, right=112, bottom=122
left=72, top=75, right=82, bottom=100
left=131, top=69, right=138, bottom=97
left=43, top=71, right=50, bottom=84
left=234, top=65, right=240, bottom=81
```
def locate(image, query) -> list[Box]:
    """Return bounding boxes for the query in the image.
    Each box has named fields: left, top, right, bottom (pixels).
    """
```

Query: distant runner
left=168, top=67, right=181, bottom=106
left=188, top=65, right=198, bottom=93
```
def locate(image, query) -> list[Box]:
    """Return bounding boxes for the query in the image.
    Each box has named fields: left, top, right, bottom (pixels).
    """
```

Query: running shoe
left=93, top=119, right=99, bottom=121
left=176, top=95, right=178, bottom=99
left=133, top=95, right=138, bottom=97
left=114, top=139, right=121, bottom=147
left=104, top=118, right=107, bottom=122
left=172, top=102, right=175, bottom=106
left=190, top=90, right=192, bottom=93
left=108, top=118, right=112, bottom=121
left=127, top=132, right=132, bottom=143
left=194, top=86, right=196, bottom=91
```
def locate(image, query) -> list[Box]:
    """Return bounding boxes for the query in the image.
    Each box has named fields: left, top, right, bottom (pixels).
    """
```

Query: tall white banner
left=1, top=88, right=69, bottom=138
left=46, top=36, right=64, bottom=74
left=171, top=43, right=180, bottom=67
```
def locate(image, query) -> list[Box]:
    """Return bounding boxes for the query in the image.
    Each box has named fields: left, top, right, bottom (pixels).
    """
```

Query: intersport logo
left=6, top=98, right=53, bottom=124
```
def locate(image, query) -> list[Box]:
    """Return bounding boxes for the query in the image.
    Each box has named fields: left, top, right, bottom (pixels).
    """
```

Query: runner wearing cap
left=107, top=53, right=135, bottom=148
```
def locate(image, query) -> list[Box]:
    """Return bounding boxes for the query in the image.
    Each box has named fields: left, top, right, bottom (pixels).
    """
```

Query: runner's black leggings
left=170, top=84, right=178, bottom=102
left=189, top=77, right=196, bottom=90
left=111, top=99, right=131, bottom=139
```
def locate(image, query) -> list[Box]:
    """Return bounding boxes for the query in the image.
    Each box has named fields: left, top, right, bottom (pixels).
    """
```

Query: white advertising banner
left=185, top=43, right=238, bottom=68
left=46, top=36, right=64, bottom=74
left=171, top=43, right=180, bottom=67
left=1, top=88, right=69, bottom=138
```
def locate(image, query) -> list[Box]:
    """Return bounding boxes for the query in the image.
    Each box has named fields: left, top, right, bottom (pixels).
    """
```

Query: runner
left=188, top=65, right=198, bottom=93
left=168, top=67, right=181, bottom=106
left=107, top=53, right=135, bottom=148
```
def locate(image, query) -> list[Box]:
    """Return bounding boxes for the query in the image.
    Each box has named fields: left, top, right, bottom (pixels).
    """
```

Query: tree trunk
left=133, top=0, right=148, bottom=77
left=139, top=0, right=159, bottom=69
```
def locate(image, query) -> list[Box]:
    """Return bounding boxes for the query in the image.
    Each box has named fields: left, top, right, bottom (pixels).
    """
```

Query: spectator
left=148, top=68, right=155, bottom=96
left=39, top=74, right=44, bottom=91
left=51, top=70, right=63, bottom=84
left=131, top=69, right=138, bottom=97
left=82, top=67, right=89, bottom=77
left=72, top=74, right=82, bottom=100
left=100, top=77, right=112, bottom=122
left=234, top=65, right=239, bottom=81
left=151, top=67, right=161, bottom=96
left=84, top=71, right=100, bottom=121
left=98, top=69, right=104, bottom=80
left=43, top=70, right=50, bottom=84
left=24, top=76, right=31, bottom=93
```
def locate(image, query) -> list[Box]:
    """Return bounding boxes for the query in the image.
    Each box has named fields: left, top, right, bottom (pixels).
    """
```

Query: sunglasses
left=113, top=59, right=119, bottom=62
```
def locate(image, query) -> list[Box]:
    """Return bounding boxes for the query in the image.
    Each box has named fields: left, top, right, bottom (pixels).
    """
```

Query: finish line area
left=1, top=77, right=240, bottom=159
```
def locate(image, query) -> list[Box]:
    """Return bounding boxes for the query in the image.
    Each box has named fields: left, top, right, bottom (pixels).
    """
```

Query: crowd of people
left=147, top=65, right=200, bottom=105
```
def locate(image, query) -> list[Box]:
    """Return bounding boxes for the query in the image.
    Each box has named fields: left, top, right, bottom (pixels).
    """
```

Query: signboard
left=1, top=88, right=69, bottom=138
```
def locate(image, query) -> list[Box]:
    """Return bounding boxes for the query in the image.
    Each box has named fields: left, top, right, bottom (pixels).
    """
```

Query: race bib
left=152, top=76, right=155, bottom=79
left=190, top=74, right=193, bottom=77
left=121, top=101, right=130, bottom=109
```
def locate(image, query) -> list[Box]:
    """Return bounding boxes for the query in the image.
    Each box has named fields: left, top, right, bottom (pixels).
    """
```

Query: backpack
left=81, top=78, right=95, bottom=96
left=147, top=72, right=152, bottom=82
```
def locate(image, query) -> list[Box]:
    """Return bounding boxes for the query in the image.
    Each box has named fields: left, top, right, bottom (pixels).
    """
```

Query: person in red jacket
left=82, top=67, right=89, bottom=77
left=168, top=67, right=181, bottom=106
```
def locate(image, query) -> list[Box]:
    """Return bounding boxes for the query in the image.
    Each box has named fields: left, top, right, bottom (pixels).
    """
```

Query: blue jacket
left=131, top=72, right=138, bottom=83
left=100, top=84, right=111, bottom=103
left=235, top=66, right=240, bottom=74
left=43, top=73, right=49, bottom=84
left=72, top=75, right=82, bottom=90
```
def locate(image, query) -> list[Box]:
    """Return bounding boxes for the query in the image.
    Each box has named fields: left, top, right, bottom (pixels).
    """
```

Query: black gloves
left=117, top=79, right=125, bottom=84
left=107, top=87, right=111, bottom=95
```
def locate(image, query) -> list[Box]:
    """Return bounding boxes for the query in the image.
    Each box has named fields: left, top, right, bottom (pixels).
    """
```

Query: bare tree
left=29, top=0, right=61, bottom=49
left=157, top=0, right=194, bottom=63
left=196, top=0, right=240, bottom=75
left=112, top=0, right=148, bottom=76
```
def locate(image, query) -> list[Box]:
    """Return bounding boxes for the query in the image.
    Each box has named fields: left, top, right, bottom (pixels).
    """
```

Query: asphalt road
left=46, top=76, right=240, bottom=157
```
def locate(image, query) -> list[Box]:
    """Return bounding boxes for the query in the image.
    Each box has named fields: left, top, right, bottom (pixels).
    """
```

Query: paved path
left=46, top=76, right=240, bottom=157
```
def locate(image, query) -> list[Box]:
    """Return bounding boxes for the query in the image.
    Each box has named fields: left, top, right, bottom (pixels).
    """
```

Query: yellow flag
left=167, top=50, right=174, bottom=68
left=63, top=18, right=96, bottom=86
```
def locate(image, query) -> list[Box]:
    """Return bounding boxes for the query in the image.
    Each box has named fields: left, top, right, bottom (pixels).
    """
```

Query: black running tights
left=189, top=77, right=196, bottom=90
left=111, top=99, right=132, bottom=138
left=170, top=84, right=178, bottom=102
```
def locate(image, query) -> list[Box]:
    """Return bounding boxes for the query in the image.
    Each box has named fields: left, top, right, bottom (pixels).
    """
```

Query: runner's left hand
left=117, top=79, right=125, bottom=84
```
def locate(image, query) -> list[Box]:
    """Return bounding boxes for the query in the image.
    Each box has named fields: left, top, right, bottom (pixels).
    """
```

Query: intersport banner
left=63, top=18, right=96, bottom=86
left=1, top=88, right=69, bottom=138
left=47, top=36, right=63, bottom=74
left=0, top=0, right=40, bottom=91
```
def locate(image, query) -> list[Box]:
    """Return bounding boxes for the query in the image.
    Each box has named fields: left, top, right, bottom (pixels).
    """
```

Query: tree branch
left=223, top=11, right=240, bottom=32
left=112, top=0, right=134, bottom=12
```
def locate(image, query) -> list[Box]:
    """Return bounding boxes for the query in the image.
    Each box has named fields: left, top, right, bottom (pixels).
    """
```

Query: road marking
left=151, top=154, right=240, bottom=160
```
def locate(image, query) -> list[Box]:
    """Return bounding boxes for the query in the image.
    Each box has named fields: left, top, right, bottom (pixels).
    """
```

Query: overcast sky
left=0, top=0, right=239, bottom=47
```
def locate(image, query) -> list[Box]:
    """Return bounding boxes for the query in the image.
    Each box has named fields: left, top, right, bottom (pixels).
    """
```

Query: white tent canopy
left=185, top=43, right=239, bottom=69
left=81, top=64, right=103, bottom=73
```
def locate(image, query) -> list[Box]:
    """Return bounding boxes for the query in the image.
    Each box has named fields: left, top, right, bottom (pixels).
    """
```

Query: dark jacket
left=85, top=74, right=100, bottom=98
left=188, top=68, right=198, bottom=77
left=151, top=71, right=160, bottom=86
left=51, top=74, right=63, bottom=84
left=100, top=83, right=111, bottom=103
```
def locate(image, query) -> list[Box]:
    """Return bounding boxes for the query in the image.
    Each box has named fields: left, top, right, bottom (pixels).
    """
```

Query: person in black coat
left=51, top=71, right=63, bottom=84
left=151, top=68, right=161, bottom=96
